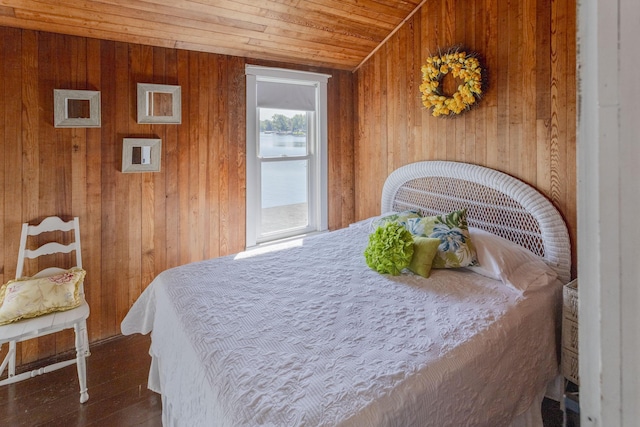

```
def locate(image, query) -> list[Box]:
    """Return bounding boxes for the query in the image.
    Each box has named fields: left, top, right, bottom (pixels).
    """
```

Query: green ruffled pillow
left=405, top=209, right=478, bottom=268
left=364, top=222, right=414, bottom=275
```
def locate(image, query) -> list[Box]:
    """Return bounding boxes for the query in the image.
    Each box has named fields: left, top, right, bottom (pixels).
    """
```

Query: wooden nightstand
left=561, top=279, right=579, bottom=427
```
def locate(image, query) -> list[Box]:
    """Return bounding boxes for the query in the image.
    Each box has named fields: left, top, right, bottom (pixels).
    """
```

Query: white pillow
left=465, top=227, right=558, bottom=293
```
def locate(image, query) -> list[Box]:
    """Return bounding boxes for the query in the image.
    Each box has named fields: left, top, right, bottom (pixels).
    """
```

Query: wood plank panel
left=0, top=26, right=356, bottom=367
left=1, top=27, right=24, bottom=366
left=354, top=0, right=577, bottom=276
left=535, top=0, right=552, bottom=200
left=84, top=37, right=103, bottom=364
left=482, top=0, right=499, bottom=171
left=521, top=0, right=538, bottom=185
left=327, top=70, right=355, bottom=228
left=0, top=30, right=6, bottom=289
left=564, top=0, right=577, bottom=275
left=128, top=44, right=149, bottom=308
left=207, top=54, right=221, bottom=259
left=472, top=2, right=486, bottom=166
left=98, top=39, right=117, bottom=341
left=218, top=56, right=232, bottom=257
left=56, top=33, right=87, bottom=360
left=229, top=56, right=246, bottom=253
left=113, top=41, right=131, bottom=339
left=187, top=51, right=201, bottom=262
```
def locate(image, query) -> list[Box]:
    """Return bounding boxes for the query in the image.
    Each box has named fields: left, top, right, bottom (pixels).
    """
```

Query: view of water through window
left=258, top=110, right=309, bottom=235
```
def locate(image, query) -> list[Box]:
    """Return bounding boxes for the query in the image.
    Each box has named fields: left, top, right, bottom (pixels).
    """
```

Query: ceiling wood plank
left=0, top=0, right=423, bottom=70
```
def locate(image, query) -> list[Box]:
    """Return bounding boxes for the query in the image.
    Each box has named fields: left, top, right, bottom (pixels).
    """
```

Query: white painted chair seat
left=0, top=303, right=89, bottom=344
left=0, top=216, right=90, bottom=403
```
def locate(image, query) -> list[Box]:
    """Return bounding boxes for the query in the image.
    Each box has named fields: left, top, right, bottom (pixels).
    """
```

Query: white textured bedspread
left=121, top=222, right=561, bottom=427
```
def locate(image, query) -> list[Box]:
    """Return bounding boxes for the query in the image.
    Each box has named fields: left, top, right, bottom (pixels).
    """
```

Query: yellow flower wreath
left=419, top=49, right=483, bottom=117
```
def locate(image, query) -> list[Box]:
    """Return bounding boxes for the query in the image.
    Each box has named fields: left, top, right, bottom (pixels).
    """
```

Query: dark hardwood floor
left=0, top=333, right=565, bottom=426
left=0, top=334, right=162, bottom=426
left=542, top=396, right=564, bottom=427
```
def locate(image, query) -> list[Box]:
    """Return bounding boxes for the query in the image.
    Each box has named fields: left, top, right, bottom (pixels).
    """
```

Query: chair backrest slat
left=24, top=242, right=77, bottom=259
left=15, top=217, right=83, bottom=280
left=27, top=216, right=76, bottom=235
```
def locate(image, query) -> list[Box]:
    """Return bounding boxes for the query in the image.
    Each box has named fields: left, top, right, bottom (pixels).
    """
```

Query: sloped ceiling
left=0, top=0, right=426, bottom=71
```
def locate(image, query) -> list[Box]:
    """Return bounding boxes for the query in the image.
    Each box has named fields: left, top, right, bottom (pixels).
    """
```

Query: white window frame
left=245, top=65, right=330, bottom=248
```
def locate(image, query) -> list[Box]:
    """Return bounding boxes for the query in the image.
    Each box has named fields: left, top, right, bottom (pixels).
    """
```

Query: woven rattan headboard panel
left=381, top=161, right=571, bottom=283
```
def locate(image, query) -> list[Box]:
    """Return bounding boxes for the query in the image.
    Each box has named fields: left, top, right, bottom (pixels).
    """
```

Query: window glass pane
left=261, top=160, right=308, bottom=235
left=259, top=108, right=308, bottom=157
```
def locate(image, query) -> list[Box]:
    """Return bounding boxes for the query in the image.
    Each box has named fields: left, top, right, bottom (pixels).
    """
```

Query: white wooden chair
left=0, top=216, right=90, bottom=403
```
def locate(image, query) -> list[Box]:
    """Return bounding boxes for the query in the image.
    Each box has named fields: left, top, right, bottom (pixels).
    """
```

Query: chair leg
left=8, top=341, right=16, bottom=378
left=74, top=322, right=89, bottom=403
left=83, top=325, right=91, bottom=357
left=0, top=341, right=16, bottom=379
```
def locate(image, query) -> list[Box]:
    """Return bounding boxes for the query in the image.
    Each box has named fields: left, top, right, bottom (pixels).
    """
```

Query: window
left=245, top=66, right=330, bottom=247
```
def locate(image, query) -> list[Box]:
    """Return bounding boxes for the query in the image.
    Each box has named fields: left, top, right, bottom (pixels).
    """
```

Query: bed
left=121, top=161, right=571, bottom=427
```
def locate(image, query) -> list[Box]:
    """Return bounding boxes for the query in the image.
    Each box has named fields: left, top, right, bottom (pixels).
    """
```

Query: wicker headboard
left=381, top=161, right=571, bottom=283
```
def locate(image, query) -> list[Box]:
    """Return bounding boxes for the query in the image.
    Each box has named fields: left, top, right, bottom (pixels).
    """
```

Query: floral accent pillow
left=0, top=267, right=86, bottom=326
left=405, top=209, right=478, bottom=268
left=370, top=210, right=422, bottom=231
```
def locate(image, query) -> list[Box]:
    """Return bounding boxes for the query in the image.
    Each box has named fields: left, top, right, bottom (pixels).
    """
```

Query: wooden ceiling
left=0, top=0, right=426, bottom=71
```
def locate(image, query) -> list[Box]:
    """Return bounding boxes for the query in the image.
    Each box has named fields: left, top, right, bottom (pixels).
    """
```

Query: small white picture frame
left=54, top=89, right=101, bottom=128
left=137, top=83, right=182, bottom=124
left=122, top=138, right=162, bottom=173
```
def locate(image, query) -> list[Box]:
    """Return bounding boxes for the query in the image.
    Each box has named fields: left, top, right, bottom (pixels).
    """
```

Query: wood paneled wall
left=354, top=0, right=577, bottom=275
left=0, top=27, right=355, bottom=366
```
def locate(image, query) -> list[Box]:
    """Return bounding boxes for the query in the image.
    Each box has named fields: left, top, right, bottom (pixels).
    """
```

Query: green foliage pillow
left=405, top=209, right=478, bottom=268
left=364, top=222, right=414, bottom=275
left=408, top=237, right=441, bottom=277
